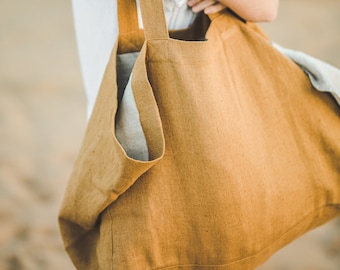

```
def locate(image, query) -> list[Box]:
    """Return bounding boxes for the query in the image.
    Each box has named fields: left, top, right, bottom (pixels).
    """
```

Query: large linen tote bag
left=59, top=0, right=340, bottom=269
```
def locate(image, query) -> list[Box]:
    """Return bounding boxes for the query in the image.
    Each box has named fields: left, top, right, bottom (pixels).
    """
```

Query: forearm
left=188, top=0, right=279, bottom=22
left=219, top=0, right=279, bottom=22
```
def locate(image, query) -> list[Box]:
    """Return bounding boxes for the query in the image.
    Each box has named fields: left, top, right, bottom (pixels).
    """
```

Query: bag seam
left=154, top=204, right=340, bottom=269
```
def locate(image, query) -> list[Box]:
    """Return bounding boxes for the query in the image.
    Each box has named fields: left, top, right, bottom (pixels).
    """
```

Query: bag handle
left=117, top=0, right=139, bottom=35
left=117, top=0, right=145, bottom=53
left=118, top=0, right=245, bottom=42
left=139, top=0, right=169, bottom=40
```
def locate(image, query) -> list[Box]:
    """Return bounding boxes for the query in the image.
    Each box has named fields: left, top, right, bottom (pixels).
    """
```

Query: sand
left=0, top=0, right=339, bottom=269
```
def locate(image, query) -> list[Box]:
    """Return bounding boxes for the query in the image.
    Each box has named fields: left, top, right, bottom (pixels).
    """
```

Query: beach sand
left=0, top=0, right=339, bottom=269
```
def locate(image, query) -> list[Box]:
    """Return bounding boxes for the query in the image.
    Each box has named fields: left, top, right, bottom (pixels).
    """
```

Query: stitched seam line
left=154, top=204, right=340, bottom=269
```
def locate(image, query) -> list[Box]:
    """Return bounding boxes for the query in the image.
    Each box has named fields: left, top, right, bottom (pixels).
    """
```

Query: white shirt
left=72, top=0, right=195, bottom=118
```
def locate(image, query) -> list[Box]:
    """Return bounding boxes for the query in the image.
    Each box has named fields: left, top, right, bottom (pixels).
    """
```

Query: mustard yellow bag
left=59, top=0, right=340, bottom=269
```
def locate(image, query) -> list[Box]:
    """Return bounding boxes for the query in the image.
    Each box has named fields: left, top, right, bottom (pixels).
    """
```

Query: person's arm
left=187, top=0, right=279, bottom=22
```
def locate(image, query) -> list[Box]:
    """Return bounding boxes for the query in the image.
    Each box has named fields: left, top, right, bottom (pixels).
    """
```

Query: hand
left=187, top=0, right=227, bottom=14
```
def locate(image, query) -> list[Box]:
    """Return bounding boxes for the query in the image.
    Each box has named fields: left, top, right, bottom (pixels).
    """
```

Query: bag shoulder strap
left=117, top=0, right=145, bottom=53
left=139, top=0, right=169, bottom=40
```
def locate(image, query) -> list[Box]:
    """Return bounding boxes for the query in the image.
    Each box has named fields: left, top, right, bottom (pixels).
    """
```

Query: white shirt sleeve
left=72, top=0, right=195, bottom=118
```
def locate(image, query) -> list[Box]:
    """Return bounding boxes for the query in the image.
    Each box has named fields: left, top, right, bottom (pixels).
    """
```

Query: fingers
left=187, top=0, right=227, bottom=14
left=204, top=3, right=226, bottom=14
left=188, top=0, right=217, bottom=13
left=187, top=0, right=201, bottom=8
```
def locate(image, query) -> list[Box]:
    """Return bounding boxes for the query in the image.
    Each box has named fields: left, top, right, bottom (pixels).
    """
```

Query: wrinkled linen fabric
left=59, top=1, right=340, bottom=269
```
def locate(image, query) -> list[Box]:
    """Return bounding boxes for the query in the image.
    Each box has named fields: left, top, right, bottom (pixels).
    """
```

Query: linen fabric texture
left=59, top=0, right=340, bottom=269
